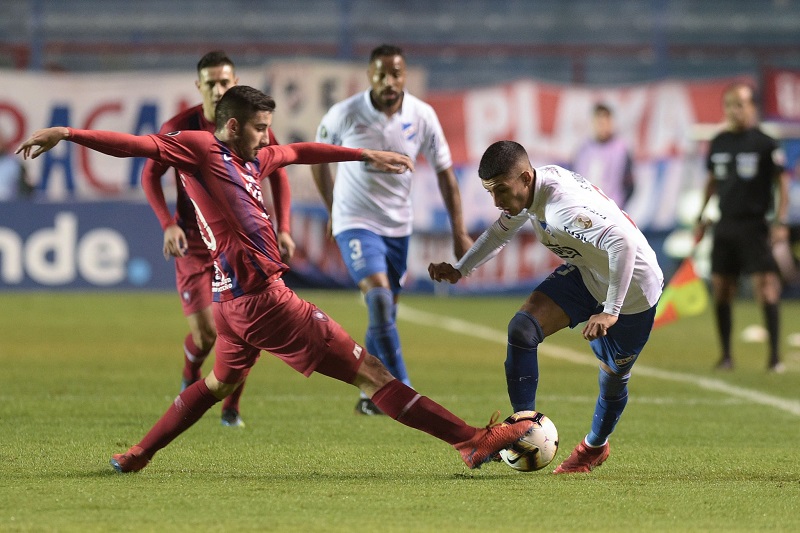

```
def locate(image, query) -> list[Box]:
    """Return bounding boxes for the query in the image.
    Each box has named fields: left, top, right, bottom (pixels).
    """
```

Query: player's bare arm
left=310, top=163, right=336, bottom=239
left=436, top=167, right=474, bottom=259
left=16, top=127, right=70, bottom=159
left=428, top=262, right=462, bottom=284
left=360, top=149, right=414, bottom=173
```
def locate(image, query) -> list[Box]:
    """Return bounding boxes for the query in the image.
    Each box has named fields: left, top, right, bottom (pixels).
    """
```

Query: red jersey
left=140, top=104, right=291, bottom=253
left=67, top=128, right=363, bottom=301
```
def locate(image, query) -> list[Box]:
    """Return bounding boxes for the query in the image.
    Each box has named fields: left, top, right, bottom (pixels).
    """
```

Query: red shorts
left=212, top=279, right=365, bottom=384
left=174, top=249, right=214, bottom=316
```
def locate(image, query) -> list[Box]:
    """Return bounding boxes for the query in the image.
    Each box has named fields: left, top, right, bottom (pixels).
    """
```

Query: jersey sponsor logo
left=211, top=262, right=233, bottom=293
left=563, top=226, right=590, bottom=244
left=312, top=309, right=328, bottom=322
left=352, top=344, right=363, bottom=360
left=614, top=353, right=637, bottom=366
left=165, top=131, right=181, bottom=137
left=182, top=290, right=191, bottom=303
left=223, top=154, right=233, bottom=162
left=543, top=243, right=582, bottom=259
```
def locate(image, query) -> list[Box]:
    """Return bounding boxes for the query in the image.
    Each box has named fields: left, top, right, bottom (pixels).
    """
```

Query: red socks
left=371, top=379, right=477, bottom=445
left=183, top=334, right=210, bottom=382
left=137, top=379, right=220, bottom=458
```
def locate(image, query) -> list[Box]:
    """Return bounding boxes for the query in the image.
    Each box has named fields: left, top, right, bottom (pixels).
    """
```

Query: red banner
left=764, top=68, right=800, bottom=120
left=427, top=77, right=748, bottom=166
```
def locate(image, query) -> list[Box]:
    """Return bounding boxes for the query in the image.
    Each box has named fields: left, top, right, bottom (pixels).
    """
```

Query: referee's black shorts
left=711, top=217, right=779, bottom=276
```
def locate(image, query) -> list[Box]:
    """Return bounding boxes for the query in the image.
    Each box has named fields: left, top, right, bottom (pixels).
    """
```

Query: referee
left=695, top=82, right=790, bottom=373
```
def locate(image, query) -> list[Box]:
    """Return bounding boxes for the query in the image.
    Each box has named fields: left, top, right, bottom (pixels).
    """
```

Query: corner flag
left=653, top=257, right=709, bottom=328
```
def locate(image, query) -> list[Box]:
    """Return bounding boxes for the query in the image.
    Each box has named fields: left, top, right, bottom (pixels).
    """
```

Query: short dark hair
left=197, top=50, right=235, bottom=73
left=478, top=141, right=529, bottom=181
left=369, top=44, right=404, bottom=63
left=215, top=86, right=276, bottom=129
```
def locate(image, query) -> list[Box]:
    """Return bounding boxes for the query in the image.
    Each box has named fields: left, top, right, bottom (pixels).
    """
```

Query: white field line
left=399, top=305, right=800, bottom=417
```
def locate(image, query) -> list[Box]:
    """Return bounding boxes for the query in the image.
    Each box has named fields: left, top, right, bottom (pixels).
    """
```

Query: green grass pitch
left=1, top=290, right=798, bottom=532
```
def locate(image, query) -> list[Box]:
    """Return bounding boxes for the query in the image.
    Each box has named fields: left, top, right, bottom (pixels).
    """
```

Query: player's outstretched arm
left=361, top=149, right=414, bottom=174
left=16, top=127, right=70, bottom=159
left=19, top=127, right=161, bottom=161
left=428, top=262, right=462, bottom=284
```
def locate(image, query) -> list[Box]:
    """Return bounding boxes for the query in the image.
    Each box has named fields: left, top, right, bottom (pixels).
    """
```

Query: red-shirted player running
left=17, top=85, right=533, bottom=473
left=141, top=51, right=295, bottom=427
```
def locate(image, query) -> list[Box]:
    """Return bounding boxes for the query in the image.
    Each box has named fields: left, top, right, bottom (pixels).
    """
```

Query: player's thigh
left=591, top=306, right=657, bottom=374
left=211, top=306, right=260, bottom=385
left=218, top=281, right=364, bottom=381
left=335, top=229, right=408, bottom=294
left=186, top=306, right=216, bottom=344
left=528, top=264, right=598, bottom=335
left=520, top=291, right=571, bottom=337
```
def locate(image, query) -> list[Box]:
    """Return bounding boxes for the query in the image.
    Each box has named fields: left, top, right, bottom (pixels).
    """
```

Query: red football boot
left=455, top=412, right=534, bottom=469
left=552, top=439, right=609, bottom=474
left=110, top=445, right=150, bottom=473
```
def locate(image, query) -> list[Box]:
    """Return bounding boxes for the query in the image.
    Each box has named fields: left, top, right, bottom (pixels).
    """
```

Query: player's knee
left=365, top=287, right=394, bottom=326
left=192, top=326, right=217, bottom=352
left=598, top=367, right=630, bottom=400
left=204, top=373, right=240, bottom=400
left=508, top=311, right=544, bottom=349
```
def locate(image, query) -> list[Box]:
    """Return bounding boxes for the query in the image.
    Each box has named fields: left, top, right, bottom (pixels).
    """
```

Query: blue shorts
left=335, top=229, right=409, bottom=295
left=536, top=264, right=656, bottom=373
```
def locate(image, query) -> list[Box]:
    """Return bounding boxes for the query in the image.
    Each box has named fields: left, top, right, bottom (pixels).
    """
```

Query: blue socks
left=365, top=287, right=411, bottom=387
left=586, top=368, right=630, bottom=447
left=505, top=311, right=543, bottom=412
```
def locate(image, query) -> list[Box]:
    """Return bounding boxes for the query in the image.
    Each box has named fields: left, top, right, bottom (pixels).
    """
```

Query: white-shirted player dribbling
left=312, top=44, right=472, bottom=415
left=429, top=140, right=664, bottom=474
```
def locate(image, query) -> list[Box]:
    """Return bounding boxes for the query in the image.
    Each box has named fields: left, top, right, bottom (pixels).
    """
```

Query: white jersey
left=315, top=90, right=452, bottom=237
left=456, top=165, right=663, bottom=315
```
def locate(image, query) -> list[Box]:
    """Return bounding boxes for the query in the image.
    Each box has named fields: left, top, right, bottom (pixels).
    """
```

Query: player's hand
left=163, top=224, right=188, bottom=259
left=361, top=149, right=414, bottom=174
left=453, top=233, right=474, bottom=261
left=277, top=231, right=296, bottom=263
left=582, top=312, right=618, bottom=341
left=15, top=127, right=70, bottom=160
left=428, top=262, right=462, bottom=284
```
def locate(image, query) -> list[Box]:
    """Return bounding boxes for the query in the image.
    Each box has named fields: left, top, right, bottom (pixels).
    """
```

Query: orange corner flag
left=653, top=258, right=709, bottom=329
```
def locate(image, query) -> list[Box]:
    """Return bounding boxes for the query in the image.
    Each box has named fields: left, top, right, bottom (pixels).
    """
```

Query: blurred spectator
left=572, top=103, right=634, bottom=208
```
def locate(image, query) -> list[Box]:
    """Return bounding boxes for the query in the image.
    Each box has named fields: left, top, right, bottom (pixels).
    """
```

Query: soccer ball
left=498, top=410, right=559, bottom=472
